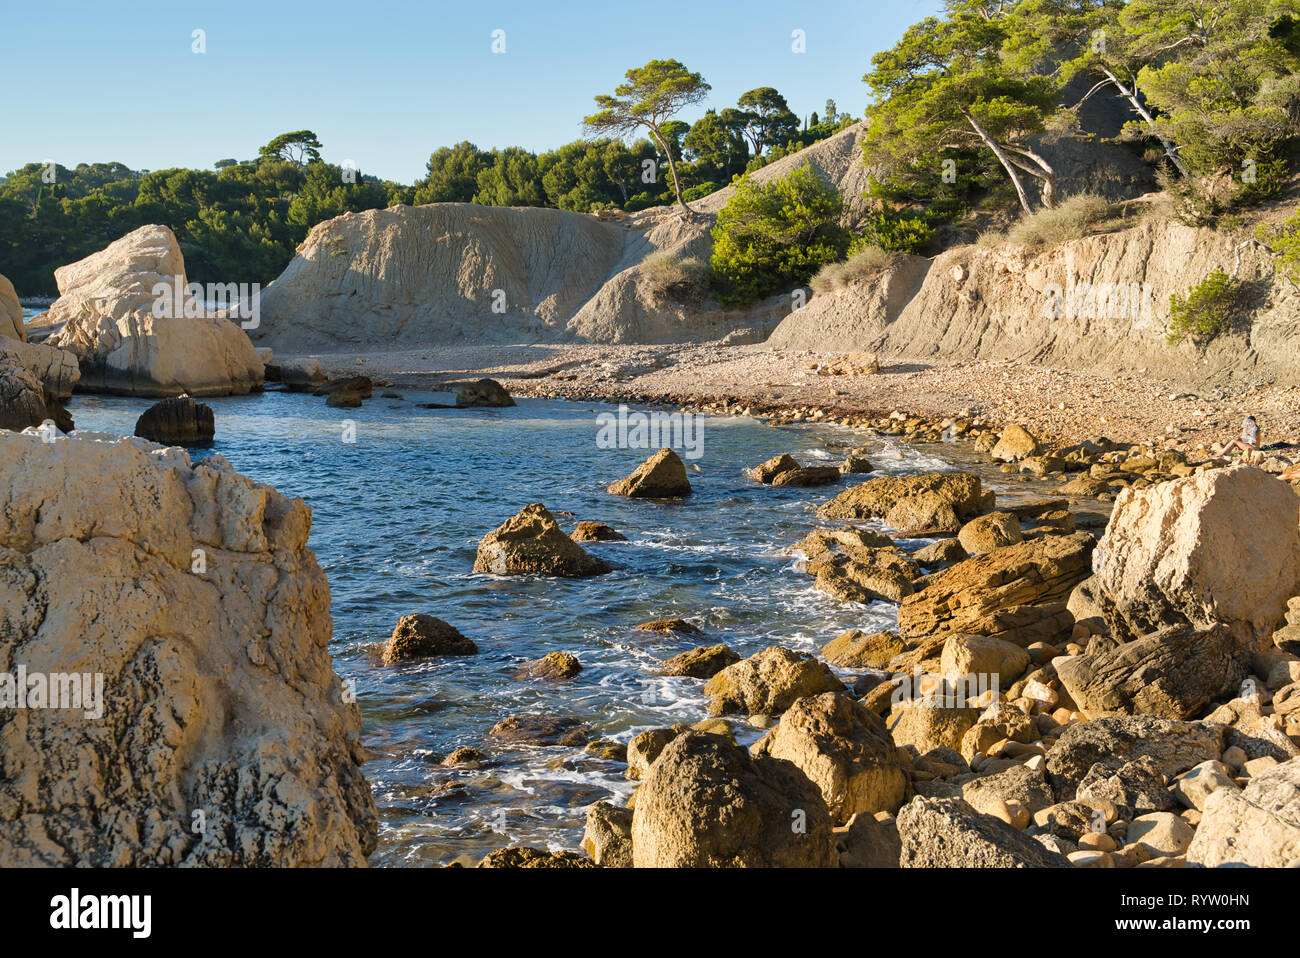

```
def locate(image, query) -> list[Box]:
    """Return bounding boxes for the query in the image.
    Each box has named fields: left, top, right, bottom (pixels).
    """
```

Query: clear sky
left=2, top=0, right=942, bottom=184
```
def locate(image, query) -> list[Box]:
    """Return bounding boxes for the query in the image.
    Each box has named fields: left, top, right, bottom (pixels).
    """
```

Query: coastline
left=280, top=342, right=1300, bottom=457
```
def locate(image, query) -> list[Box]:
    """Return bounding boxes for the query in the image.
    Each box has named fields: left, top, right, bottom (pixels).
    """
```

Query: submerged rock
left=315, top=376, right=373, bottom=408
left=661, top=643, right=740, bottom=678
left=571, top=521, right=626, bottom=542
left=478, top=847, right=594, bottom=868
left=455, top=378, right=515, bottom=407
left=520, top=651, right=582, bottom=680
left=381, top=614, right=478, bottom=663
left=631, top=731, right=838, bottom=867
left=133, top=396, right=215, bottom=447
left=635, top=617, right=702, bottom=635
left=473, top=503, right=612, bottom=577
left=0, top=432, right=376, bottom=865
left=487, top=715, right=590, bottom=747
left=607, top=447, right=693, bottom=498
left=771, top=465, right=841, bottom=487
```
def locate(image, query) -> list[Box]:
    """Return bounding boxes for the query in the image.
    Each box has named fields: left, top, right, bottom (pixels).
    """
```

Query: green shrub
left=682, top=182, right=720, bottom=202
left=1167, top=267, right=1243, bottom=345
left=709, top=162, right=847, bottom=307
left=810, top=245, right=891, bottom=294
left=1260, top=203, right=1300, bottom=283
left=1006, top=194, right=1114, bottom=246
left=640, top=251, right=711, bottom=306
left=858, top=210, right=934, bottom=253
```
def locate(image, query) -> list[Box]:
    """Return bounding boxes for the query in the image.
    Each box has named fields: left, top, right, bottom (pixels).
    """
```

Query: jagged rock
left=747, top=453, right=799, bottom=483
left=607, top=447, right=692, bottom=498
left=1045, top=716, right=1227, bottom=801
left=0, top=432, right=376, bottom=865
left=486, top=715, right=590, bottom=747
left=752, top=692, right=909, bottom=824
left=1094, top=464, right=1300, bottom=650
left=473, top=503, right=612, bottom=577
left=822, top=629, right=906, bottom=669
left=442, top=746, right=481, bottom=768
left=571, top=521, right=626, bottom=542
left=0, top=358, right=52, bottom=432
left=630, top=731, right=838, bottom=867
left=912, top=538, right=967, bottom=569
left=897, top=796, right=1070, bottom=867
left=703, top=646, right=844, bottom=717
left=835, top=812, right=901, bottom=867
left=792, top=526, right=896, bottom=562
left=991, top=425, right=1042, bottom=462
left=817, top=472, right=984, bottom=522
left=133, top=397, right=215, bottom=447
left=635, top=617, right=701, bottom=635
left=958, top=511, right=1023, bottom=555
left=661, top=644, right=740, bottom=678
left=478, top=847, right=594, bottom=868
left=813, top=552, right=917, bottom=604
left=1076, top=756, right=1179, bottom=819
left=455, top=378, right=515, bottom=407
left=1055, top=623, right=1246, bottom=720
left=626, top=725, right=691, bottom=780
left=961, top=763, right=1056, bottom=817
left=521, top=651, right=582, bottom=680
left=45, top=225, right=263, bottom=396
left=897, top=531, right=1095, bottom=646
left=582, top=802, right=633, bottom=867
left=771, top=466, right=841, bottom=487
left=0, top=337, right=80, bottom=403
left=381, top=614, right=478, bottom=663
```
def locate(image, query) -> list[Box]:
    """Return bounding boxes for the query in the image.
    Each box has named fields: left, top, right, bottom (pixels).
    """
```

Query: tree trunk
left=648, top=124, right=695, bottom=217
left=961, top=108, right=1035, bottom=214
left=1098, top=65, right=1190, bottom=178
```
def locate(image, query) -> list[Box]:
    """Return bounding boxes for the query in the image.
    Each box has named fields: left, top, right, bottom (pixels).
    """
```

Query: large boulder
left=381, top=614, right=478, bottom=663
left=896, top=797, right=1071, bottom=867
left=0, top=272, right=24, bottom=341
left=817, top=472, right=984, bottom=523
left=1094, top=464, right=1300, bottom=650
left=0, top=337, right=80, bottom=401
left=1045, top=715, right=1227, bottom=801
left=630, top=731, right=838, bottom=867
left=990, top=425, right=1042, bottom=462
left=133, top=397, right=215, bottom=447
left=753, top=692, right=909, bottom=824
left=0, top=358, right=53, bottom=432
left=703, top=645, right=844, bottom=717
left=1055, top=623, right=1247, bottom=720
left=455, top=378, right=515, bottom=407
left=472, top=502, right=612, bottom=577
left=0, top=432, right=376, bottom=865
left=897, top=531, right=1095, bottom=646
left=44, top=225, right=264, bottom=396
left=607, top=447, right=692, bottom=498
left=1187, top=757, right=1300, bottom=867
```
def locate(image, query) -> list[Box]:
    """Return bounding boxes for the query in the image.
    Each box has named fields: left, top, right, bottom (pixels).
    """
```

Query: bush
left=682, top=182, right=719, bottom=202
left=709, top=162, right=847, bottom=308
left=857, top=209, right=934, bottom=253
left=640, top=251, right=711, bottom=306
left=1260, top=203, right=1300, bottom=283
left=1167, top=267, right=1243, bottom=345
left=810, top=245, right=891, bottom=294
left=1006, top=194, right=1114, bottom=246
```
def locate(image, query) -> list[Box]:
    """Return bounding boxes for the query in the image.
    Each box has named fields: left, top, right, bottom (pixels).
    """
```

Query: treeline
left=0, top=90, right=854, bottom=296
left=862, top=0, right=1300, bottom=242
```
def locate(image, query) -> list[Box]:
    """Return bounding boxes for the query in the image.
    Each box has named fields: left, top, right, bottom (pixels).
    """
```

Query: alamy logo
left=0, top=666, right=103, bottom=719
left=151, top=275, right=260, bottom=329
left=1042, top=273, right=1154, bottom=327
left=596, top=404, right=704, bottom=459
left=50, top=888, right=151, bottom=938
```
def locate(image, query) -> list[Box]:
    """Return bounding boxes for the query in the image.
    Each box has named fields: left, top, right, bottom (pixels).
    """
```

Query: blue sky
left=2, top=0, right=942, bottom=184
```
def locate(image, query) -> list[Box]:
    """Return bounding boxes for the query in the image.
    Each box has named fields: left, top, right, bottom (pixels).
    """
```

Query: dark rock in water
left=314, top=376, right=372, bottom=407
left=635, top=617, right=702, bottom=636
left=487, top=714, right=590, bottom=747
left=0, top=359, right=52, bottom=432
left=381, top=614, right=478, bottom=663
left=661, top=643, right=740, bottom=678
left=473, top=503, right=611, bottom=577
left=282, top=359, right=327, bottom=391
left=455, top=378, right=515, bottom=407
left=263, top=363, right=282, bottom=382
left=571, top=521, right=626, bottom=542
left=134, top=397, right=214, bottom=447
left=478, top=846, right=594, bottom=868
left=519, top=651, right=582, bottom=680
left=608, top=447, right=693, bottom=498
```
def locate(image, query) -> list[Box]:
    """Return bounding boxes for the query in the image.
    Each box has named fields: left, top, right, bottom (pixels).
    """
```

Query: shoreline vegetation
left=3, top=0, right=1300, bottom=877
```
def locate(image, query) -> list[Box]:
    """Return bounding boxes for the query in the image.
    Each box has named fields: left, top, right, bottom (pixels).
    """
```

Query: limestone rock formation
left=821, top=629, right=906, bottom=669
left=630, top=731, right=838, bottom=867
left=43, top=225, right=264, bottom=396
left=1094, top=465, right=1300, bottom=650
left=381, top=614, right=478, bottom=663
left=0, top=336, right=80, bottom=402
left=133, top=397, right=215, bottom=447
left=1045, top=715, right=1226, bottom=801
left=0, top=431, right=376, bottom=865
left=1054, top=623, right=1247, bottom=719
left=752, top=692, right=909, bottom=824
left=607, top=447, right=692, bottom=498
left=896, top=797, right=1070, bottom=867
left=957, top=511, right=1023, bottom=555
left=0, top=272, right=24, bottom=341
left=702, top=645, right=844, bottom=717
left=582, top=802, right=633, bottom=867
left=897, top=531, right=1095, bottom=646
left=1187, top=758, right=1300, bottom=867
left=473, top=503, right=612, bottom=577
left=0, top=358, right=54, bottom=432
left=661, top=644, right=740, bottom=678
left=818, top=472, right=984, bottom=524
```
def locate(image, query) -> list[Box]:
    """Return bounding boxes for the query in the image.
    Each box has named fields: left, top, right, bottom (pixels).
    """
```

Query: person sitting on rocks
left=1221, top=415, right=1261, bottom=458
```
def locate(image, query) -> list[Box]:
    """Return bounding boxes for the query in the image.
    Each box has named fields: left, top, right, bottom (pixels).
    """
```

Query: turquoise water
left=67, top=386, right=973, bottom=865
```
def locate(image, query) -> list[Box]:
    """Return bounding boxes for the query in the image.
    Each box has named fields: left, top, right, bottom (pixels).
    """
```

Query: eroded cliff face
left=768, top=217, right=1298, bottom=390
left=0, top=431, right=377, bottom=866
